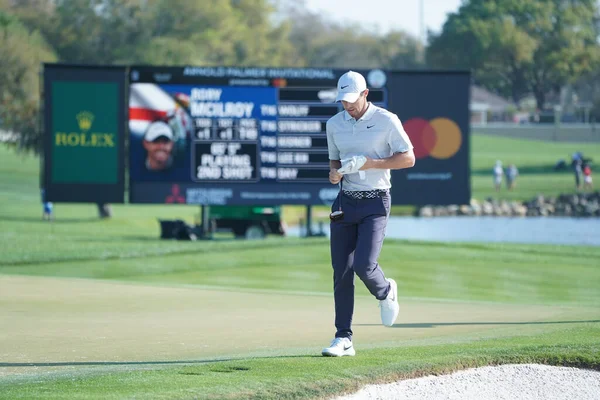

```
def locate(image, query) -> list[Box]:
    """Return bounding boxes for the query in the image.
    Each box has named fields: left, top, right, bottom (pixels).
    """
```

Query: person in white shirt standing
left=322, top=71, right=416, bottom=357
left=493, top=160, right=503, bottom=192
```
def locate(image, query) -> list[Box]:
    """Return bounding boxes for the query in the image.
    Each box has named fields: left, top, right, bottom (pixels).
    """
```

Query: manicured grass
left=1, top=141, right=600, bottom=399
left=2, top=238, right=600, bottom=307
left=1, top=325, right=598, bottom=400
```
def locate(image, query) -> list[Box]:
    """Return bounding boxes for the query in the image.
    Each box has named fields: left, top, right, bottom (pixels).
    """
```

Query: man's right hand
left=329, top=169, right=343, bottom=184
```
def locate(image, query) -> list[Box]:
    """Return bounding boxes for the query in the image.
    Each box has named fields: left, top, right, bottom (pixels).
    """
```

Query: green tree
left=574, top=66, right=600, bottom=122
left=135, top=37, right=204, bottom=66
left=427, top=0, right=600, bottom=109
left=283, top=5, right=422, bottom=69
left=229, top=0, right=298, bottom=66
left=9, top=0, right=147, bottom=64
left=135, top=0, right=299, bottom=67
left=0, top=10, right=56, bottom=153
left=378, top=30, right=423, bottom=69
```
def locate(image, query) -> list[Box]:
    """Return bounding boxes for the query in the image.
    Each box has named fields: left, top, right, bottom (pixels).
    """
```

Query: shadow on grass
left=67, top=236, right=165, bottom=243
left=354, top=319, right=600, bottom=328
left=0, top=215, right=100, bottom=223
left=67, top=236, right=242, bottom=243
left=0, top=355, right=322, bottom=368
left=0, top=238, right=312, bottom=266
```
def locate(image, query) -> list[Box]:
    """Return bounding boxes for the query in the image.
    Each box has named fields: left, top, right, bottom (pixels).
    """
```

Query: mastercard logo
left=404, top=118, right=462, bottom=160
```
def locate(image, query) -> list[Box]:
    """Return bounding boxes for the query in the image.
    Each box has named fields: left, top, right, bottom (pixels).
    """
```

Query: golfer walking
left=322, top=71, right=415, bottom=357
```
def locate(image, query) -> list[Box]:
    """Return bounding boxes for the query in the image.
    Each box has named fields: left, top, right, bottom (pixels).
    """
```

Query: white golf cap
left=144, top=121, right=173, bottom=141
left=335, top=70, right=367, bottom=103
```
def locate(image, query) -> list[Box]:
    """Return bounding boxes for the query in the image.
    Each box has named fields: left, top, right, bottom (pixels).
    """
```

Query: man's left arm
left=360, top=149, right=415, bottom=170
left=360, top=115, right=415, bottom=171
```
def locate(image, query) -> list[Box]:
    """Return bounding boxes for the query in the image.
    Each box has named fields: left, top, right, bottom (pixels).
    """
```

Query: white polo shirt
left=326, top=103, right=413, bottom=191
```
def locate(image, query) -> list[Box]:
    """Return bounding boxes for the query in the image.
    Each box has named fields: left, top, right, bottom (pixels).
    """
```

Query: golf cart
left=207, top=205, right=286, bottom=239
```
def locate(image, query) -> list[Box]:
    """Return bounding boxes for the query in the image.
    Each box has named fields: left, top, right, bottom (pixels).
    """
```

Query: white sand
left=334, top=364, right=600, bottom=400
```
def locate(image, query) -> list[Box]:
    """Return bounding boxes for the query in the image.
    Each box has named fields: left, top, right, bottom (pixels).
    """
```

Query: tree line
left=1, top=0, right=599, bottom=153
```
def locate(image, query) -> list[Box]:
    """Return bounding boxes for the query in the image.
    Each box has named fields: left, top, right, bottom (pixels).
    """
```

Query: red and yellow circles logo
left=404, top=118, right=462, bottom=160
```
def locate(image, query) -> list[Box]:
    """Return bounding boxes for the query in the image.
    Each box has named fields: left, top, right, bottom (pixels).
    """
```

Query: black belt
left=343, top=189, right=389, bottom=199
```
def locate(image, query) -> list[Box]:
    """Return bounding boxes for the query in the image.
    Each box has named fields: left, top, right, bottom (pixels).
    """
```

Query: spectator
left=583, top=164, right=593, bottom=190
left=493, top=160, right=503, bottom=192
left=572, top=159, right=583, bottom=190
left=505, top=164, right=519, bottom=191
left=572, top=152, right=584, bottom=190
left=41, top=188, right=54, bottom=221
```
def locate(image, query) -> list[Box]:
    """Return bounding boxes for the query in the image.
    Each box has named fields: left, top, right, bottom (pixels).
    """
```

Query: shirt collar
left=344, top=102, right=376, bottom=121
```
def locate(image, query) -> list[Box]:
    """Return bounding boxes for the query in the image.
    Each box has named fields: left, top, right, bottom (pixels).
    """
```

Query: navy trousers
left=330, top=191, right=392, bottom=340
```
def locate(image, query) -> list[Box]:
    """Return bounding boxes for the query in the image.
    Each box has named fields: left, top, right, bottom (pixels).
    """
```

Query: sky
left=302, top=0, right=463, bottom=41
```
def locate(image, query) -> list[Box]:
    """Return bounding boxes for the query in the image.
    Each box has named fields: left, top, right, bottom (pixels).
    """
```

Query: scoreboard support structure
left=43, top=64, right=471, bottom=218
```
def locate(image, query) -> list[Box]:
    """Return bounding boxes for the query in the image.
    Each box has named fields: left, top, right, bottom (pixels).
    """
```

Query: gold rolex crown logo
left=76, top=111, right=94, bottom=131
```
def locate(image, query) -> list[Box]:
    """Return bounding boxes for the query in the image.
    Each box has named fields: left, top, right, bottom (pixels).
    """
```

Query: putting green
left=0, top=275, right=596, bottom=379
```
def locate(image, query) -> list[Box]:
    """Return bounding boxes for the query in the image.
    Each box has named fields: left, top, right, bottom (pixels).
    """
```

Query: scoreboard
left=43, top=64, right=470, bottom=206
left=128, top=67, right=388, bottom=205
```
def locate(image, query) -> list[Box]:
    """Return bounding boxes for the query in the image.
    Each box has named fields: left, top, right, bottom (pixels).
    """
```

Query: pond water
left=292, top=216, right=600, bottom=247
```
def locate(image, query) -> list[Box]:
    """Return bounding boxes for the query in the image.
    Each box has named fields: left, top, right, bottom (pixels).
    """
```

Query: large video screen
left=128, top=67, right=470, bottom=206
left=128, top=67, right=387, bottom=205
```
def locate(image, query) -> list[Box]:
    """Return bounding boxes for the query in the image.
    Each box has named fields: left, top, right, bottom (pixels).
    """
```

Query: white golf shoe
left=321, top=337, right=356, bottom=357
left=379, top=278, right=399, bottom=327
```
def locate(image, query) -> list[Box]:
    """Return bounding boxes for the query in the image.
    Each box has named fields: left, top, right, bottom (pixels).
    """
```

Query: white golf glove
left=338, top=156, right=367, bottom=179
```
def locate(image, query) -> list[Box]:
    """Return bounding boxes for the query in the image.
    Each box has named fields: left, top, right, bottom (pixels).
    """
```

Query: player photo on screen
left=129, top=83, right=194, bottom=182
left=129, top=82, right=278, bottom=184
left=142, top=121, right=174, bottom=172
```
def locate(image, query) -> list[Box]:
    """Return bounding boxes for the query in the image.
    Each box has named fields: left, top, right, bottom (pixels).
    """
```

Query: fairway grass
left=1, top=238, right=599, bottom=399
left=2, top=274, right=596, bottom=368
left=0, top=275, right=599, bottom=399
